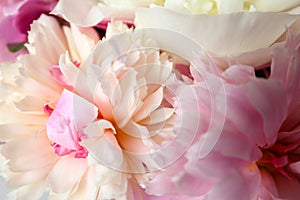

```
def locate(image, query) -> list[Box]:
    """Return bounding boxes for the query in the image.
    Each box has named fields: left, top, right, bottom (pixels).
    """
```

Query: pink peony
left=143, top=31, right=300, bottom=200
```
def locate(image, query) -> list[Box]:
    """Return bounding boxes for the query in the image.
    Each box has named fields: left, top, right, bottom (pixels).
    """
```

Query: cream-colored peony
left=0, top=16, right=199, bottom=199
left=0, top=14, right=102, bottom=199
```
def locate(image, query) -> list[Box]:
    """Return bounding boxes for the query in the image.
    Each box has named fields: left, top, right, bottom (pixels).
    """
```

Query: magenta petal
left=273, top=173, right=300, bottom=200
left=14, top=0, right=56, bottom=34
left=0, top=16, right=26, bottom=62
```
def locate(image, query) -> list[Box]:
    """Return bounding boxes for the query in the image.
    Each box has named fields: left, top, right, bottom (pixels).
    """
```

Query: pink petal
left=270, top=47, right=300, bottom=106
left=288, top=161, right=300, bottom=174
left=258, top=169, right=279, bottom=199
left=0, top=16, right=26, bottom=62
left=246, top=79, right=288, bottom=146
left=205, top=169, right=261, bottom=200
left=46, top=89, right=98, bottom=151
left=222, top=65, right=256, bottom=84
left=14, top=0, right=56, bottom=34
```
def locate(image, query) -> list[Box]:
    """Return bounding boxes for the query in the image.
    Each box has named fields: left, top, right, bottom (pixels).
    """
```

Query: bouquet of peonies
left=1, top=0, right=300, bottom=199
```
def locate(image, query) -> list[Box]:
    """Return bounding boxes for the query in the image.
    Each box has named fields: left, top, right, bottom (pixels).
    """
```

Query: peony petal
left=273, top=173, right=300, bottom=200
left=82, top=122, right=123, bottom=169
left=0, top=16, right=27, bottom=62
left=186, top=149, right=247, bottom=180
left=246, top=79, right=288, bottom=146
left=135, top=7, right=298, bottom=65
left=132, top=87, right=163, bottom=122
left=222, top=65, right=255, bottom=84
left=1, top=134, right=50, bottom=160
left=215, top=0, right=243, bottom=14
left=139, top=107, right=174, bottom=125
left=47, top=155, right=88, bottom=193
left=58, top=53, right=80, bottom=87
left=63, top=24, right=99, bottom=62
left=51, top=0, right=104, bottom=27
left=258, top=169, right=280, bottom=199
left=0, top=124, right=40, bottom=141
left=205, top=169, right=261, bottom=200
left=211, top=124, right=262, bottom=161
left=8, top=147, right=56, bottom=173
left=252, top=0, right=300, bottom=12
left=288, top=161, right=300, bottom=174
left=7, top=180, right=47, bottom=200
left=270, top=48, right=300, bottom=106
left=7, top=165, right=52, bottom=188
left=145, top=173, right=175, bottom=196
left=112, top=69, right=138, bottom=128
left=21, top=55, right=62, bottom=92
left=68, top=168, right=97, bottom=200
left=46, top=89, right=98, bottom=150
left=26, top=14, right=67, bottom=63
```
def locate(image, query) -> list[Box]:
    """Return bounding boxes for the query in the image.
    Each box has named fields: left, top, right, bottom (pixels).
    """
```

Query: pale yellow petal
left=253, top=0, right=300, bottom=12
left=216, top=0, right=244, bottom=13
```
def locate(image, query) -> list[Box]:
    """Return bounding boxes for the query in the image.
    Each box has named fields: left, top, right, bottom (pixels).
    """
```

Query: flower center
left=257, top=140, right=300, bottom=182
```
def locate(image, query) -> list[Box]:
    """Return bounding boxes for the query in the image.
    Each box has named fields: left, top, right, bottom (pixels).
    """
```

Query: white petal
left=135, top=7, right=298, bottom=58
left=47, top=155, right=88, bottom=193
left=132, top=87, right=163, bottom=122
left=139, top=107, right=174, bottom=125
left=7, top=165, right=52, bottom=188
left=82, top=132, right=123, bottom=170
left=52, top=0, right=104, bottom=27
left=7, top=180, right=47, bottom=200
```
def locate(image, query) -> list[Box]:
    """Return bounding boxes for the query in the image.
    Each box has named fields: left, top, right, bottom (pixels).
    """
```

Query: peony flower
left=52, top=0, right=164, bottom=27
left=135, top=6, right=300, bottom=68
left=143, top=31, right=300, bottom=200
left=0, top=0, right=57, bottom=62
left=0, top=14, right=101, bottom=199
left=0, top=15, right=208, bottom=199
